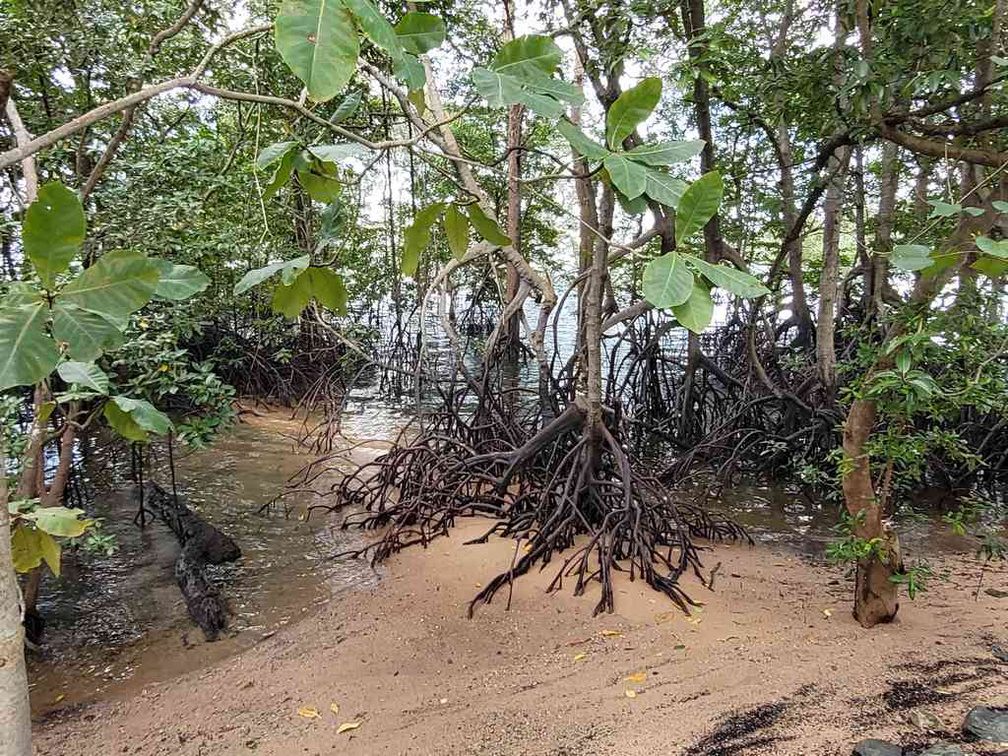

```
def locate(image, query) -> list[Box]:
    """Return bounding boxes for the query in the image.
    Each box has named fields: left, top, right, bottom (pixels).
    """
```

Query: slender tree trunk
left=503, top=0, right=523, bottom=361
left=841, top=169, right=1004, bottom=627
left=679, top=0, right=720, bottom=439
left=867, top=142, right=898, bottom=319
left=1, top=443, right=33, bottom=756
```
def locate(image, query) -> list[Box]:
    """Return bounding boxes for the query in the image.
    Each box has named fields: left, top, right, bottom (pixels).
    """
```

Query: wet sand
left=32, top=515, right=1008, bottom=756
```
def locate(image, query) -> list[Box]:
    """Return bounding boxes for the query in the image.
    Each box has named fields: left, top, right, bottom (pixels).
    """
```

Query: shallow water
left=28, top=413, right=380, bottom=713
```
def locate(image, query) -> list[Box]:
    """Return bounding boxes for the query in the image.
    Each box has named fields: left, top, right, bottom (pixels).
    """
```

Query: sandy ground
left=32, top=519, right=1008, bottom=756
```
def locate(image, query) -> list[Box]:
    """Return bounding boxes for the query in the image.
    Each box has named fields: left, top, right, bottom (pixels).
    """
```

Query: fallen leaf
left=822, top=608, right=832, bottom=618
left=439, top=698, right=448, bottom=704
left=624, top=689, right=637, bottom=698
left=655, top=611, right=677, bottom=625
left=572, top=653, right=586, bottom=662
left=625, top=671, right=647, bottom=684
left=601, top=629, right=622, bottom=637
left=674, top=644, right=687, bottom=650
left=337, top=721, right=362, bottom=734
left=329, top=703, right=339, bottom=715
left=523, top=543, right=532, bottom=552
left=475, top=582, right=482, bottom=588
left=54, top=694, right=65, bottom=703
left=297, top=707, right=321, bottom=720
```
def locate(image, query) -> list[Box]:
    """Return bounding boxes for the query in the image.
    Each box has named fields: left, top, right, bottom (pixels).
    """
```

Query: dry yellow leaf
left=822, top=608, right=833, bottom=618
left=625, top=671, right=646, bottom=684
left=54, top=694, right=65, bottom=703
left=475, top=582, right=482, bottom=588
left=523, top=543, right=533, bottom=552
left=297, top=707, right=321, bottom=720
left=337, top=721, right=362, bottom=734
left=329, top=702, right=340, bottom=715
left=601, top=629, right=622, bottom=637
left=572, top=653, right=586, bottom=662
left=624, top=689, right=637, bottom=698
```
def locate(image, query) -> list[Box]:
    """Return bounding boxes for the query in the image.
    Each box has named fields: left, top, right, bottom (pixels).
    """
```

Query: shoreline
left=32, top=517, right=1008, bottom=755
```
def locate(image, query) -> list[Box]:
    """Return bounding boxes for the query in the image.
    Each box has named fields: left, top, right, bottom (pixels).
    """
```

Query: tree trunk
left=841, top=398, right=900, bottom=626
left=816, top=146, right=850, bottom=399
left=1, top=443, right=33, bottom=756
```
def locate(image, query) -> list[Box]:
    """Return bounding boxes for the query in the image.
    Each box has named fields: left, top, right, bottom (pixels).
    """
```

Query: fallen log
left=141, top=482, right=241, bottom=640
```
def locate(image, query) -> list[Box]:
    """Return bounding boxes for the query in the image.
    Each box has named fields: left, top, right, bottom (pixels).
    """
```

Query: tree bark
left=1, top=443, right=33, bottom=756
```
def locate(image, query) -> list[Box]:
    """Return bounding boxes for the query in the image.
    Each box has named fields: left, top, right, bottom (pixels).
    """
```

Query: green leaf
left=37, top=530, right=62, bottom=576
left=307, top=143, right=368, bottom=163
left=330, top=91, right=362, bottom=123
left=394, top=52, right=426, bottom=91
left=275, top=0, right=360, bottom=102
left=23, top=182, right=87, bottom=289
left=557, top=120, right=609, bottom=161
left=604, top=154, right=648, bottom=200
left=58, top=249, right=160, bottom=328
left=25, top=506, right=92, bottom=539
left=3, top=283, right=45, bottom=306
left=642, top=251, right=694, bottom=308
left=675, top=172, right=723, bottom=245
left=51, top=304, right=123, bottom=362
left=394, top=12, right=445, bottom=55
left=307, top=268, right=348, bottom=315
left=11, top=526, right=45, bottom=573
left=150, top=260, right=211, bottom=301
left=491, top=34, right=561, bottom=79
left=340, top=0, right=405, bottom=64
left=672, top=281, right=714, bottom=333
left=644, top=169, right=688, bottom=209
left=686, top=256, right=770, bottom=298
left=976, top=236, right=1008, bottom=258
left=929, top=201, right=960, bottom=218
left=466, top=204, right=511, bottom=247
left=616, top=191, right=648, bottom=215
left=890, top=244, right=934, bottom=271
left=992, top=200, right=1008, bottom=214
left=263, top=149, right=296, bottom=200
left=271, top=268, right=315, bottom=319
left=972, top=256, right=1008, bottom=277
left=103, top=400, right=148, bottom=442
left=513, top=87, right=565, bottom=119
left=256, top=141, right=298, bottom=170
left=234, top=255, right=311, bottom=295
left=444, top=205, right=469, bottom=259
left=0, top=304, right=60, bottom=391
left=298, top=168, right=342, bottom=202
left=605, top=77, right=662, bottom=149
left=402, top=203, right=446, bottom=276
left=472, top=67, right=525, bottom=108
left=112, top=396, right=172, bottom=436
left=57, top=361, right=109, bottom=394
left=625, top=140, right=704, bottom=166
left=962, top=206, right=985, bottom=217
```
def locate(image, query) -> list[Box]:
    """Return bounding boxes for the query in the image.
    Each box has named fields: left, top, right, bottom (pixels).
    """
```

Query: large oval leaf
left=625, top=140, right=705, bottom=166
left=51, top=304, right=123, bottom=362
left=0, top=303, right=60, bottom=391
left=642, top=252, right=694, bottom=309
left=394, top=12, right=445, bottom=55
left=672, top=281, right=714, bottom=333
left=604, top=154, right=648, bottom=200
left=558, top=120, right=609, bottom=162
left=491, top=35, right=561, bottom=79
left=23, top=182, right=86, bottom=289
left=234, top=255, right=311, bottom=296
left=112, top=396, right=172, bottom=435
left=150, top=260, right=211, bottom=301
left=605, top=77, right=662, bottom=149
left=675, top=171, right=723, bottom=245
left=443, top=205, right=470, bottom=260
left=57, top=249, right=160, bottom=328
left=644, top=169, right=688, bottom=209
left=276, top=0, right=360, bottom=102
left=686, top=256, right=770, bottom=298
left=341, top=0, right=405, bottom=64
left=466, top=204, right=511, bottom=247
left=57, top=361, right=110, bottom=394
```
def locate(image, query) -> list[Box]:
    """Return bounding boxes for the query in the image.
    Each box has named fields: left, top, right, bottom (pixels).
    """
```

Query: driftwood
left=141, top=482, right=241, bottom=640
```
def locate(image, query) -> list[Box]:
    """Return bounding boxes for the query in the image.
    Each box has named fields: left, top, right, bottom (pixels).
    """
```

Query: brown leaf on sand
left=297, top=707, right=321, bottom=720
left=337, top=721, right=362, bottom=734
